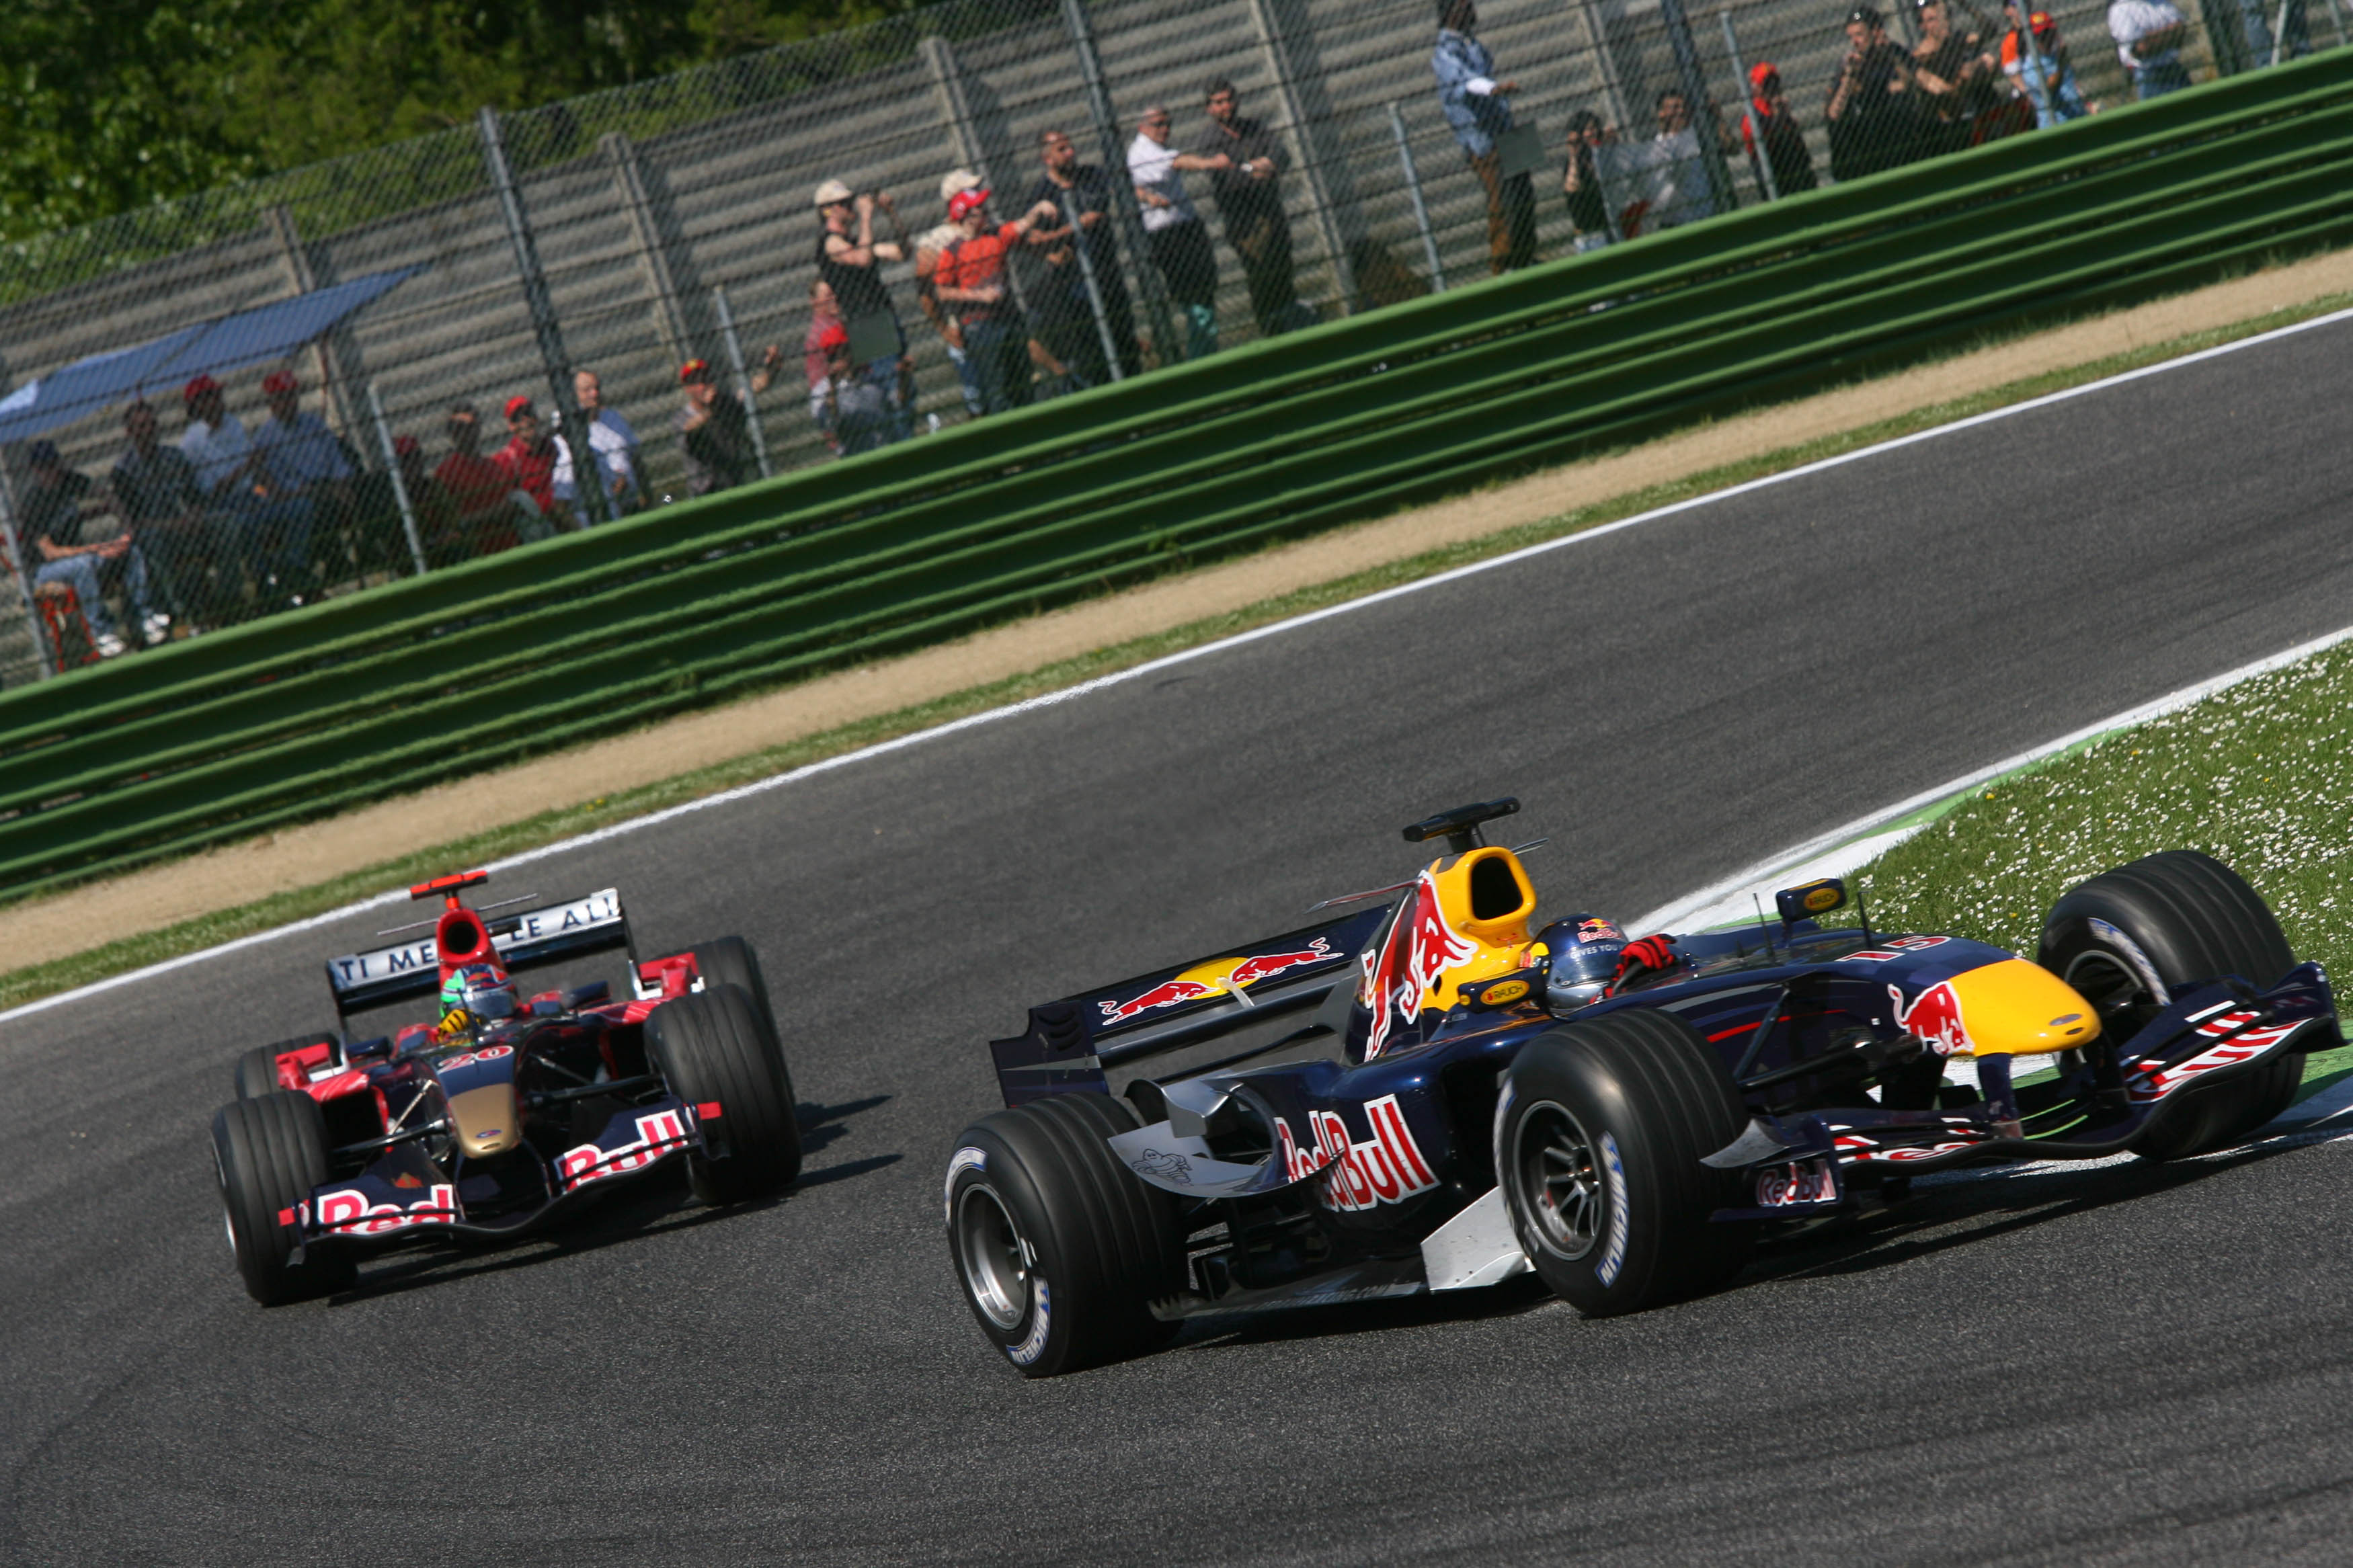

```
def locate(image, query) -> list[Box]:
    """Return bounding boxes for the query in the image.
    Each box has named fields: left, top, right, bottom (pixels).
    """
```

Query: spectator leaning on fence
left=1202, top=79, right=1315, bottom=339
left=1128, top=106, right=1228, bottom=362
left=110, top=399, right=212, bottom=627
left=1646, top=89, right=1720, bottom=230
left=1825, top=6, right=1925, bottom=181
left=814, top=179, right=916, bottom=442
left=1741, top=65, right=1821, bottom=196
left=2001, top=3, right=2091, bottom=124
left=934, top=188, right=1063, bottom=415
left=913, top=170, right=988, bottom=419
left=560, top=368, right=643, bottom=517
left=674, top=352, right=779, bottom=499
left=23, top=440, right=165, bottom=655
left=435, top=403, right=528, bottom=561
left=1027, top=128, right=1144, bottom=386
left=494, top=395, right=570, bottom=540
left=180, top=372, right=311, bottom=616
left=253, top=367, right=350, bottom=593
left=2108, top=0, right=2192, bottom=98
left=1433, top=0, right=1540, bottom=276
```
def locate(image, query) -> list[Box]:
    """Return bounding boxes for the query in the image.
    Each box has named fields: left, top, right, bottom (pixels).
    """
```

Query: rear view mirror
left=1775, top=878, right=1847, bottom=925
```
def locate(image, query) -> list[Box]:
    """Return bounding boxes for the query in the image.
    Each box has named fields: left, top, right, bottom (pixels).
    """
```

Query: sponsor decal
left=1576, top=918, right=1624, bottom=945
left=1099, top=979, right=1219, bottom=1025
left=315, top=1183, right=458, bottom=1235
left=1890, top=979, right=1973, bottom=1057
left=1596, top=1133, right=1630, bottom=1287
left=943, top=1147, right=986, bottom=1225
left=1128, top=1147, right=1194, bottom=1184
left=555, top=1108, right=692, bottom=1194
left=1757, top=1158, right=1837, bottom=1206
left=1096, top=940, right=1340, bottom=1026
left=1007, top=1279, right=1052, bottom=1366
left=1480, top=979, right=1531, bottom=1007
left=434, top=1044, right=514, bottom=1072
left=1834, top=1133, right=1983, bottom=1163
left=1274, top=1094, right=1438, bottom=1212
left=392, top=1173, right=422, bottom=1190
left=1362, top=875, right=1481, bottom=1060
left=2130, top=1011, right=2303, bottom=1102
left=1224, top=939, right=1337, bottom=990
left=1804, top=886, right=1841, bottom=913
left=2089, top=919, right=2171, bottom=1005
left=1844, top=936, right=1954, bottom=963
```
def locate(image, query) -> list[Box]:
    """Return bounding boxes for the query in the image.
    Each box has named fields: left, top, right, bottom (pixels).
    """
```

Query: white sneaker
left=94, top=632, right=127, bottom=657
left=141, top=612, right=172, bottom=647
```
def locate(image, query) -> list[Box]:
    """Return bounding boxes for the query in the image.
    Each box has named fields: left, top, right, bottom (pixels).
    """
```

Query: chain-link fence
left=1, top=0, right=2340, bottom=688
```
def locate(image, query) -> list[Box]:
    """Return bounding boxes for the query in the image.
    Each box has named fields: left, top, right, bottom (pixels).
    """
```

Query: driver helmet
left=1537, top=915, right=1628, bottom=1014
left=438, top=962, right=520, bottom=1026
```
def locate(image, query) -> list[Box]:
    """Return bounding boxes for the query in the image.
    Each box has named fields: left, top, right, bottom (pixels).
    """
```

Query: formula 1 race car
left=944, top=798, right=2340, bottom=1375
left=210, top=870, right=800, bottom=1305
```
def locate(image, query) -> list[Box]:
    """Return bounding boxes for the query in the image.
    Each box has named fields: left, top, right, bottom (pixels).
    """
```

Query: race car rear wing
left=988, top=904, right=1393, bottom=1107
left=325, top=887, right=632, bottom=1019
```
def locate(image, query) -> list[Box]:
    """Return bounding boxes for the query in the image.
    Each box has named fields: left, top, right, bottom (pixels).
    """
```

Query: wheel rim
left=954, top=1184, right=1031, bottom=1331
left=1516, top=1100, right=1604, bottom=1260
left=2065, top=948, right=2155, bottom=1039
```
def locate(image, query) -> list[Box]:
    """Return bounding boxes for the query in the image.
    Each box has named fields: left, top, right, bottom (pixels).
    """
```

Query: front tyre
left=647, top=985, right=803, bottom=1203
left=2040, top=850, right=2303, bottom=1159
left=212, top=1092, right=357, bottom=1305
left=945, top=1093, right=1185, bottom=1378
left=1499, top=1008, right=1752, bottom=1317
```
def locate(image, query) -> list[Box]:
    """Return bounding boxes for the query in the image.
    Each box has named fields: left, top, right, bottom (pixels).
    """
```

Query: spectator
left=1825, top=6, right=1926, bottom=181
left=934, top=188, right=1064, bottom=415
left=1433, top=0, right=1539, bottom=276
left=913, top=171, right=988, bottom=419
left=1128, top=106, right=1229, bottom=362
left=1911, top=0, right=2014, bottom=150
left=2001, top=5, right=2092, bottom=124
left=1027, top=128, right=1144, bottom=387
left=252, top=367, right=350, bottom=593
left=493, top=396, right=569, bottom=541
left=556, top=368, right=642, bottom=520
left=433, top=404, right=528, bottom=562
left=674, top=352, right=781, bottom=500
left=1740, top=65, right=1820, bottom=197
left=1561, top=110, right=1618, bottom=249
left=180, top=372, right=311, bottom=615
left=2108, top=0, right=2192, bottom=98
left=22, top=441, right=165, bottom=654
left=805, top=277, right=851, bottom=431
left=1647, top=90, right=1718, bottom=231
left=814, top=327, right=898, bottom=457
left=813, top=178, right=916, bottom=442
left=1202, top=79, right=1316, bottom=338
left=110, top=399, right=214, bottom=626
left=389, top=435, right=461, bottom=566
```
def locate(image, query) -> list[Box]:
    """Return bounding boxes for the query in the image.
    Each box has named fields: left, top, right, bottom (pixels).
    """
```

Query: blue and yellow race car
left=944, top=799, right=2339, bottom=1375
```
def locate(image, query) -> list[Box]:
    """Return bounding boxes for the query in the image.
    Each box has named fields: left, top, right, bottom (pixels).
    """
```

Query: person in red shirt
left=492, top=395, right=567, bottom=542
left=932, top=188, right=1060, bottom=416
left=432, top=403, right=525, bottom=561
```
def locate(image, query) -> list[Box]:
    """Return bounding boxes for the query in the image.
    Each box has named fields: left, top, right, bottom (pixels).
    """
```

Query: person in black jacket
left=1201, top=78, right=1315, bottom=337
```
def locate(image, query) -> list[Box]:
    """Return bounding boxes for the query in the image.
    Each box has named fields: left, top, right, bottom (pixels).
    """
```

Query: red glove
left=1610, top=934, right=1680, bottom=993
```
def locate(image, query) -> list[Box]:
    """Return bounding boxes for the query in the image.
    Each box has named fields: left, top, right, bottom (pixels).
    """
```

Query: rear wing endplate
left=325, top=888, right=632, bottom=1018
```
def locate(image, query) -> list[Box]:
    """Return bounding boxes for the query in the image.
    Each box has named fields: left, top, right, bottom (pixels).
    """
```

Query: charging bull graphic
left=1891, top=979, right=1974, bottom=1057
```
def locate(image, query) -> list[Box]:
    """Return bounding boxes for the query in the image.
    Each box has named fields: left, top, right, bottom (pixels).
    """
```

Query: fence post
left=262, top=206, right=361, bottom=440
left=1059, top=191, right=1127, bottom=383
left=1238, top=0, right=1359, bottom=315
left=601, top=132, right=694, bottom=368
left=1057, top=0, right=1179, bottom=370
left=1565, top=0, right=1633, bottom=140
left=713, top=286, right=774, bottom=481
left=477, top=106, right=613, bottom=528
left=1718, top=9, right=1780, bottom=202
left=0, top=463, right=54, bottom=682
left=1388, top=103, right=1447, bottom=292
left=1657, top=0, right=1740, bottom=216
left=366, top=382, right=430, bottom=577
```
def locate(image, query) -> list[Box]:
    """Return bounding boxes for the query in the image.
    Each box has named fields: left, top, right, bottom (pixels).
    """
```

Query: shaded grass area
left=6, top=283, right=2352, bottom=1014
left=1853, top=639, right=2353, bottom=993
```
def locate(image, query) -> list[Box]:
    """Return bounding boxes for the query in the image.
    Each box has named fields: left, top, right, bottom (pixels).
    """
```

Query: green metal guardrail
left=5, top=52, right=2352, bottom=903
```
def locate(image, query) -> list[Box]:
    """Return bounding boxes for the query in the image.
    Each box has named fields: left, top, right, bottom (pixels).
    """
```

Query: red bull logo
left=1890, top=980, right=1973, bottom=1057
left=1099, top=979, right=1219, bottom=1024
left=1275, top=1094, right=1438, bottom=1212
left=1097, top=939, right=1341, bottom=1024
left=1362, top=874, right=1481, bottom=1060
left=556, top=1108, right=693, bottom=1193
left=311, top=1183, right=458, bottom=1235
left=1224, top=938, right=1335, bottom=990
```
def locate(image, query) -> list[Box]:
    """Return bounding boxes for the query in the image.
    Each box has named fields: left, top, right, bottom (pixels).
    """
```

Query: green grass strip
left=6, top=280, right=2352, bottom=1014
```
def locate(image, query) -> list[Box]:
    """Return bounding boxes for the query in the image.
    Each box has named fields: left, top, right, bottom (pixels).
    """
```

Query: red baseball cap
left=1750, top=61, right=1780, bottom=88
left=504, top=394, right=535, bottom=421
left=393, top=434, right=421, bottom=458
left=261, top=368, right=299, bottom=395
left=947, top=188, right=991, bottom=222
left=182, top=373, right=221, bottom=404
left=815, top=323, right=850, bottom=353
left=678, top=358, right=713, bottom=384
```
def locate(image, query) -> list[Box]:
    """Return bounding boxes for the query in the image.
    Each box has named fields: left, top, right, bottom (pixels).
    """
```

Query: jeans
left=1468, top=151, right=1540, bottom=274
left=214, top=493, right=315, bottom=587
left=945, top=344, right=986, bottom=418
left=961, top=318, right=1033, bottom=416
left=2132, top=58, right=2194, bottom=97
left=34, top=548, right=152, bottom=638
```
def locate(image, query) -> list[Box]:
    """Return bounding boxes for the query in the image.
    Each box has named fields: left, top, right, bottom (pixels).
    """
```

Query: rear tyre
left=1498, top=1008, right=1753, bottom=1317
left=647, top=984, right=802, bottom=1203
left=212, top=1092, right=358, bottom=1305
left=2039, top=850, right=2303, bottom=1160
left=690, top=938, right=780, bottom=1055
left=945, top=1092, right=1186, bottom=1377
left=233, top=1033, right=340, bottom=1100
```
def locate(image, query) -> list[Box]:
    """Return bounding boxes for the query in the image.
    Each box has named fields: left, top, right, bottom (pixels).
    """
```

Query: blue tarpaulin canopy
left=0, top=266, right=422, bottom=449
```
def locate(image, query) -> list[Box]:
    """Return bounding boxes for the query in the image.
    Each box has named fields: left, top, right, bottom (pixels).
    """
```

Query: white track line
left=7, top=303, right=2353, bottom=1030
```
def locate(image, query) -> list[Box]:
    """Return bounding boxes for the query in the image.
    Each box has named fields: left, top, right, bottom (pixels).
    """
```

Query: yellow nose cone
left=1936, top=958, right=2103, bottom=1057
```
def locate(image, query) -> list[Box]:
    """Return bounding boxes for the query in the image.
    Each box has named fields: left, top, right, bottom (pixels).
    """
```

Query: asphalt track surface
left=9, top=319, right=2353, bottom=1567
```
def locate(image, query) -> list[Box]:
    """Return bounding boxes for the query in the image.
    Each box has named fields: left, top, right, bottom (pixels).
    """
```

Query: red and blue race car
left=210, top=870, right=799, bottom=1305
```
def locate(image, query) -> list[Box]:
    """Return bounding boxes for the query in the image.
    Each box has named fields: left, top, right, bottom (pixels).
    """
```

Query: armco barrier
left=5, top=52, right=2353, bottom=904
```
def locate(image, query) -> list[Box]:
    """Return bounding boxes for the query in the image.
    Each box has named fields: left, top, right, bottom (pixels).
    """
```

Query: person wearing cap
left=934, top=188, right=1064, bottom=416
left=1434, top=0, right=1540, bottom=276
left=1025, top=128, right=1144, bottom=386
left=1201, top=79, right=1314, bottom=338
left=2001, top=3, right=2090, bottom=124
left=1129, top=106, right=1230, bottom=362
left=492, top=395, right=568, bottom=540
left=674, top=352, right=781, bottom=499
left=110, top=399, right=211, bottom=630
left=178, top=373, right=308, bottom=617
left=2106, top=0, right=2191, bottom=98
left=1825, top=5, right=1927, bottom=181
left=22, top=440, right=165, bottom=655
left=914, top=171, right=990, bottom=419
left=1739, top=64, right=1820, bottom=198
left=814, top=178, right=916, bottom=442
left=434, top=403, right=528, bottom=561
left=252, top=367, right=349, bottom=593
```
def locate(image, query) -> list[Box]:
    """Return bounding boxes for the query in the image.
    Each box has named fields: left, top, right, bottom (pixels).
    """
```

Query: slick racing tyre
left=647, top=984, right=802, bottom=1203
left=212, top=1091, right=358, bottom=1306
left=945, top=1092, right=1185, bottom=1378
left=2040, top=850, right=2303, bottom=1161
left=1498, top=1009, right=1753, bottom=1317
left=690, top=938, right=783, bottom=1068
left=233, top=1034, right=340, bottom=1100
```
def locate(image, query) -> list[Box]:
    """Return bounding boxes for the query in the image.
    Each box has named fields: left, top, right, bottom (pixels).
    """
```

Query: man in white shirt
left=180, top=372, right=314, bottom=613
left=1647, top=90, right=1719, bottom=231
left=2108, top=0, right=2192, bottom=96
left=1127, top=106, right=1229, bottom=362
left=553, top=367, right=640, bottom=525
